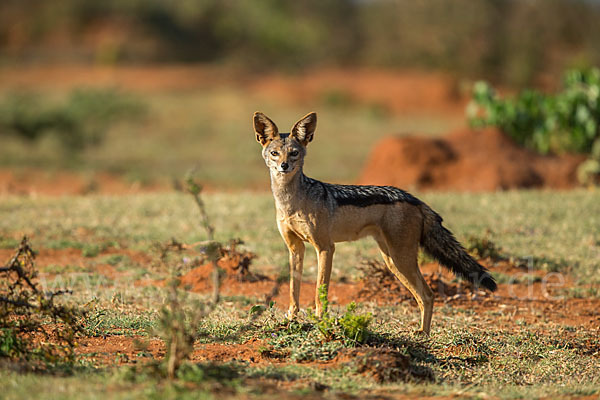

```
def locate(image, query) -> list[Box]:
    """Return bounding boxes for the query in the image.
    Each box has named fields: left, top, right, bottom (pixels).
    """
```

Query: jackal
left=254, top=111, right=496, bottom=334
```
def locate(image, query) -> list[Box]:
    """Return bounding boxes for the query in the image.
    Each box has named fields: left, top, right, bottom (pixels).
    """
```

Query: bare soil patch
left=76, top=336, right=165, bottom=365
left=0, top=168, right=169, bottom=196
left=247, top=68, right=466, bottom=115
left=174, top=257, right=600, bottom=331
left=358, top=128, right=585, bottom=191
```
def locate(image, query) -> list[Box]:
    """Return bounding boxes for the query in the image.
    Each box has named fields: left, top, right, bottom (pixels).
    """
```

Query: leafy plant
left=339, top=302, right=372, bottom=344
left=467, top=67, right=600, bottom=155
left=311, top=284, right=372, bottom=345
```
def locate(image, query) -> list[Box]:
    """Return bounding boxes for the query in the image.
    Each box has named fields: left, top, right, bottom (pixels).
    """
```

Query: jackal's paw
left=286, top=308, right=299, bottom=320
left=314, top=306, right=324, bottom=319
left=415, top=328, right=430, bottom=337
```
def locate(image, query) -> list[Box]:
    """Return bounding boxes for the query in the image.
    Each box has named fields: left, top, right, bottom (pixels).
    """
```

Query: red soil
left=358, top=127, right=585, bottom=191
left=177, top=259, right=361, bottom=311
left=176, top=258, right=600, bottom=331
left=0, top=169, right=169, bottom=196
left=0, top=65, right=465, bottom=115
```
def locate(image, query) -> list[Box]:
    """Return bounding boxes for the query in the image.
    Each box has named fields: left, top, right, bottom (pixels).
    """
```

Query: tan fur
left=254, top=111, right=434, bottom=334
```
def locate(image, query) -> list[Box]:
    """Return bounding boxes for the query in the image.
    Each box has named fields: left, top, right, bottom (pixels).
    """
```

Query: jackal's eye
left=270, top=151, right=279, bottom=156
left=289, top=150, right=299, bottom=157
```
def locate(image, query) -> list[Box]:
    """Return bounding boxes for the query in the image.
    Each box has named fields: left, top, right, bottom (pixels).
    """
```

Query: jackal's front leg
left=314, top=243, right=335, bottom=318
left=282, top=232, right=305, bottom=317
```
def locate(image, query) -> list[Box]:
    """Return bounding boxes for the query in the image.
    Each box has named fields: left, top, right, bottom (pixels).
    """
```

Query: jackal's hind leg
left=374, top=234, right=434, bottom=334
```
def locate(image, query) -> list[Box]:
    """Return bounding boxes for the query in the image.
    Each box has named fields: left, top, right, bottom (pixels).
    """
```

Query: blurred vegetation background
left=2, top=0, right=600, bottom=87
left=1, top=0, right=600, bottom=189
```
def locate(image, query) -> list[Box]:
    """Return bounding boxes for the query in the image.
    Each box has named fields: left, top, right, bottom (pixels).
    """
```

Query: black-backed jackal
left=254, top=111, right=496, bottom=334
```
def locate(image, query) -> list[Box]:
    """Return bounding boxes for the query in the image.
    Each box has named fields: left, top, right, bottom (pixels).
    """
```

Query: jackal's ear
left=254, top=112, right=279, bottom=146
left=291, top=112, right=317, bottom=146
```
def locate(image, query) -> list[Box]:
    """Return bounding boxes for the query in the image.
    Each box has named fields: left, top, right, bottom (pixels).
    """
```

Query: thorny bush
left=0, top=237, right=83, bottom=369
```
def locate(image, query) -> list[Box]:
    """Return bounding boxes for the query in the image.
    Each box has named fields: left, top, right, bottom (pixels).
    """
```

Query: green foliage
left=313, top=284, right=333, bottom=339
left=101, top=254, right=129, bottom=266
left=467, top=67, right=600, bottom=155
left=82, top=243, right=105, bottom=258
left=311, top=285, right=372, bottom=345
left=0, top=236, right=20, bottom=250
left=0, top=89, right=145, bottom=153
left=339, top=302, right=372, bottom=344
left=577, top=139, right=600, bottom=185
left=83, top=308, right=156, bottom=337
left=261, top=288, right=372, bottom=363
left=266, top=319, right=345, bottom=362
left=0, top=328, right=24, bottom=359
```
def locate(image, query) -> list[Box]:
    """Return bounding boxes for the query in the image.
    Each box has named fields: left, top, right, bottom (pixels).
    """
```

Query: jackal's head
left=253, top=112, right=317, bottom=178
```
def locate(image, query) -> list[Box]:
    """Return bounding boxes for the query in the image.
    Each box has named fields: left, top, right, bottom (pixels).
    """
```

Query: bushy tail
left=420, top=205, right=497, bottom=292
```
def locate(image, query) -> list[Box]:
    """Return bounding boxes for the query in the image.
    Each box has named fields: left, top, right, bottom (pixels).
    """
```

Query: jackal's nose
left=281, top=162, right=289, bottom=171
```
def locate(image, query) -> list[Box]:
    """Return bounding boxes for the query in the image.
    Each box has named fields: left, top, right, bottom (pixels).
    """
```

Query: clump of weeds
left=134, top=171, right=260, bottom=381
left=260, top=285, right=372, bottom=362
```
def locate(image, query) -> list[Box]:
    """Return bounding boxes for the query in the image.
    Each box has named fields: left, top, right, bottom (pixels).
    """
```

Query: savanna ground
left=1, top=65, right=599, bottom=399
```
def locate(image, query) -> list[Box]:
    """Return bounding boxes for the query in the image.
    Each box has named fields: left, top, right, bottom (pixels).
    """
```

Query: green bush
left=339, top=302, right=372, bottom=344
left=0, top=88, right=145, bottom=153
left=311, top=284, right=372, bottom=345
left=467, top=68, right=600, bottom=155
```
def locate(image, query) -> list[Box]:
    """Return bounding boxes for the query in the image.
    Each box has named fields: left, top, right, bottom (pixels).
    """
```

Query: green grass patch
left=83, top=308, right=156, bottom=337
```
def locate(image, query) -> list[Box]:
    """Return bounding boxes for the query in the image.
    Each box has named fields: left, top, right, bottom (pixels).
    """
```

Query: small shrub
left=152, top=279, right=210, bottom=379
left=82, top=244, right=102, bottom=258
left=467, top=67, right=600, bottom=155
left=339, top=302, right=372, bottom=344
left=0, top=237, right=83, bottom=368
left=0, top=88, right=146, bottom=153
left=101, top=254, right=129, bottom=266
left=261, top=288, right=372, bottom=363
left=464, top=234, right=504, bottom=262
left=311, top=284, right=372, bottom=345
left=266, top=319, right=344, bottom=362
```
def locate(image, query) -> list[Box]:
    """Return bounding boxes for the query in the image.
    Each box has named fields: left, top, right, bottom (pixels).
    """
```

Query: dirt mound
left=345, top=348, right=432, bottom=383
left=358, top=128, right=585, bottom=191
